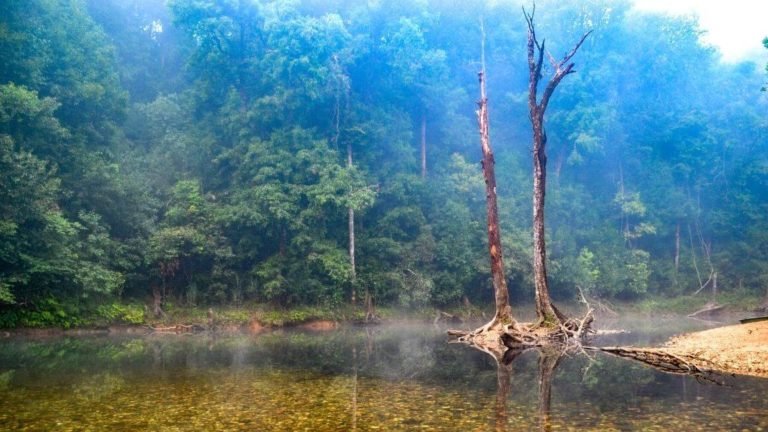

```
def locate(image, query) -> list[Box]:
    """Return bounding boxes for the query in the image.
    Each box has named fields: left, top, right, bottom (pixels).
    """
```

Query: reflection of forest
left=1, top=326, right=768, bottom=430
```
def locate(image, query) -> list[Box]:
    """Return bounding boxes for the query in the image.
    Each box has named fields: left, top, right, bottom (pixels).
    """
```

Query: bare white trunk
left=420, top=113, right=427, bottom=179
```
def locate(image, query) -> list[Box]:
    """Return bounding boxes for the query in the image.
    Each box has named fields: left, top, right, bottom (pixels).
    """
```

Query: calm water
left=0, top=318, right=766, bottom=431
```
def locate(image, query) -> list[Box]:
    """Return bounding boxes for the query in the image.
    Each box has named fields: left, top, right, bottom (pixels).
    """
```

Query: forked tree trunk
left=477, top=26, right=513, bottom=324
left=524, top=7, right=590, bottom=326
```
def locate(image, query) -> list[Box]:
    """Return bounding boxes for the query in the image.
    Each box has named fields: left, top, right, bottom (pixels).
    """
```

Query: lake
left=0, top=317, right=766, bottom=431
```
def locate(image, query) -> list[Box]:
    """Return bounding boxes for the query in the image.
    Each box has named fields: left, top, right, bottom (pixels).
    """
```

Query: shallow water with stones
left=0, top=317, right=766, bottom=431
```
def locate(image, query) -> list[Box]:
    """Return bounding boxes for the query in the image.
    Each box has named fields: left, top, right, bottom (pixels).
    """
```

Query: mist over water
left=1, top=322, right=766, bottom=431
left=1, top=1, right=767, bottom=429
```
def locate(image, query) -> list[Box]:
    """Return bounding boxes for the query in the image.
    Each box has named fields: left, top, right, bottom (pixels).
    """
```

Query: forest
left=1, top=0, right=767, bottom=327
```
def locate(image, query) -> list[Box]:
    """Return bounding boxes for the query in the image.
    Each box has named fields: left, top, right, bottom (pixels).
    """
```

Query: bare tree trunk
left=674, top=222, right=680, bottom=272
left=333, top=54, right=356, bottom=304
left=618, top=163, right=631, bottom=246
left=524, top=8, right=590, bottom=326
left=348, top=138, right=357, bottom=304
left=152, top=284, right=166, bottom=319
left=688, top=223, right=704, bottom=290
left=477, top=22, right=513, bottom=324
left=421, top=112, right=427, bottom=179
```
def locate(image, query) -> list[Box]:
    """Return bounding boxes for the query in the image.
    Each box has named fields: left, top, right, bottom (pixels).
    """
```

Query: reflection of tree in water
left=489, top=344, right=728, bottom=432
left=536, top=348, right=562, bottom=432
left=492, top=347, right=562, bottom=432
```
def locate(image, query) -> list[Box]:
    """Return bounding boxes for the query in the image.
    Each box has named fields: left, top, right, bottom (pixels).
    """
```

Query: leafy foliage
left=2, top=0, right=768, bottom=325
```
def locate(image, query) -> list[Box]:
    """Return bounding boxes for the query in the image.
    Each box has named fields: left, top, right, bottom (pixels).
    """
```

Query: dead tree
left=449, top=17, right=594, bottom=348
left=478, top=21, right=515, bottom=327
left=524, top=7, right=591, bottom=326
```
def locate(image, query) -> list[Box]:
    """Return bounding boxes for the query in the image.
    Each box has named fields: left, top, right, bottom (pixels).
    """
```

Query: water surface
left=0, top=318, right=766, bottom=431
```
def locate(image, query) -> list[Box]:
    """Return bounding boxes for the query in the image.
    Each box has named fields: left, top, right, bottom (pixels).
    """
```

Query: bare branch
left=536, top=39, right=546, bottom=80
left=561, top=30, right=593, bottom=67
left=546, top=49, right=558, bottom=70
left=479, top=16, right=486, bottom=74
left=538, top=62, right=575, bottom=114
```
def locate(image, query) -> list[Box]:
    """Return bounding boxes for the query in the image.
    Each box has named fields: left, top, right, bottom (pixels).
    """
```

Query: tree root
left=448, top=306, right=595, bottom=358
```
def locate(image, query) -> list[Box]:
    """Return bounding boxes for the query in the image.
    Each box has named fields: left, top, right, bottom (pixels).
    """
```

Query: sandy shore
left=663, top=320, right=768, bottom=378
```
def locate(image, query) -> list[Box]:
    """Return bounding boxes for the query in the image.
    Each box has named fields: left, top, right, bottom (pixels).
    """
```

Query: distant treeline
left=1, top=0, right=767, bottom=324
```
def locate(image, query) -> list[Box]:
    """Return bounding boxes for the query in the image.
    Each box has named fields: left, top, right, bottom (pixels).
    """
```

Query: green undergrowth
left=1, top=292, right=763, bottom=330
left=623, top=292, right=764, bottom=316
left=0, top=299, right=146, bottom=329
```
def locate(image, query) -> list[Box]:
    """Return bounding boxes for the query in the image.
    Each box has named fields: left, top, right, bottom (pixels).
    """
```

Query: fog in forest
left=2, top=0, right=768, bottom=325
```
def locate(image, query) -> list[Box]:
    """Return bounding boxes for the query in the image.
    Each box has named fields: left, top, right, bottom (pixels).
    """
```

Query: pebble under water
left=0, top=321, right=766, bottom=431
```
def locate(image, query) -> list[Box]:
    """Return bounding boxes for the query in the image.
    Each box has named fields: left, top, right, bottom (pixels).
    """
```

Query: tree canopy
left=1, top=0, right=767, bottom=324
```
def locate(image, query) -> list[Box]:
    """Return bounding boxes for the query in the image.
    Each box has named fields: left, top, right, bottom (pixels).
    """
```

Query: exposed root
left=449, top=293, right=595, bottom=357
left=446, top=329, right=469, bottom=337
left=449, top=310, right=595, bottom=359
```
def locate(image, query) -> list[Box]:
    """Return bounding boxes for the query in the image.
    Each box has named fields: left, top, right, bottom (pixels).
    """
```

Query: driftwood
left=148, top=324, right=204, bottom=333
left=434, top=311, right=461, bottom=325
left=589, top=346, right=724, bottom=383
left=688, top=301, right=725, bottom=318
left=740, top=315, right=768, bottom=324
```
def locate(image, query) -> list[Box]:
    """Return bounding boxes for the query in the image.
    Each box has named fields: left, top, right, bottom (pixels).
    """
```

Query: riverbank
left=0, top=303, right=454, bottom=337
left=0, top=293, right=764, bottom=336
left=662, top=320, right=768, bottom=378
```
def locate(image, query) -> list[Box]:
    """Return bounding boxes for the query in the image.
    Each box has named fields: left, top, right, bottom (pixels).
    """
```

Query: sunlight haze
left=632, top=0, right=768, bottom=62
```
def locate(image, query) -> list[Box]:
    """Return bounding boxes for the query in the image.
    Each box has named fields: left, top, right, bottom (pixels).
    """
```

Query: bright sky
left=631, top=0, right=768, bottom=63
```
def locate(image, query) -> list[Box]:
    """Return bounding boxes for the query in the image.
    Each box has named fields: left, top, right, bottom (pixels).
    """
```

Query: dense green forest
left=1, top=0, right=767, bottom=326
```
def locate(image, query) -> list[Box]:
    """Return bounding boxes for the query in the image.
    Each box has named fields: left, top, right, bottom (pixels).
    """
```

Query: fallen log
left=740, top=315, right=768, bottom=324
left=588, top=346, right=725, bottom=384
left=148, top=324, right=204, bottom=333
left=688, top=302, right=725, bottom=318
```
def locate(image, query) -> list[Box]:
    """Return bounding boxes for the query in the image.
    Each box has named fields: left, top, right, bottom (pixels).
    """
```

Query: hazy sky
left=631, top=0, right=768, bottom=62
